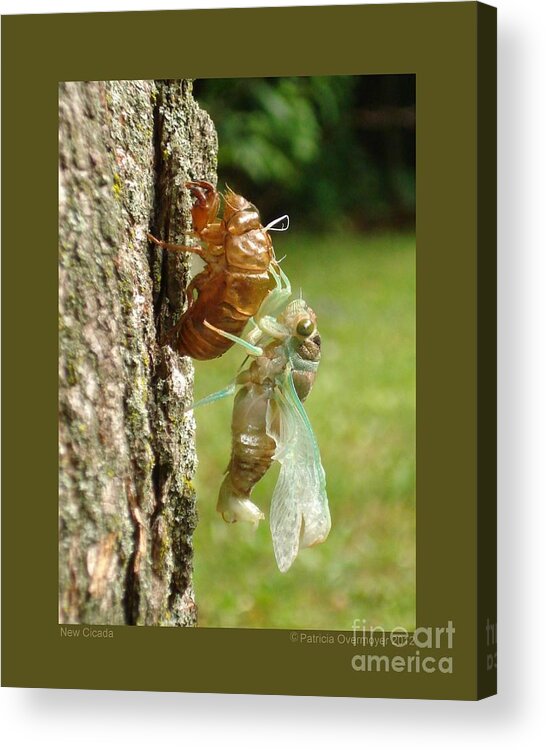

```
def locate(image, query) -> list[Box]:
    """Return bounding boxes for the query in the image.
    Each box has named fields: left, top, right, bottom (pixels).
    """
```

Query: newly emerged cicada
left=193, top=269, right=331, bottom=572
left=148, top=180, right=288, bottom=360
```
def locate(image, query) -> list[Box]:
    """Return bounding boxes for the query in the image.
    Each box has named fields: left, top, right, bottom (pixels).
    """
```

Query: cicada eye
left=296, top=318, right=315, bottom=338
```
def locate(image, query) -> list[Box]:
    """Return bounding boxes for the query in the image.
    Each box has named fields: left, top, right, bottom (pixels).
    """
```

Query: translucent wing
left=266, top=369, right=331, bottom=572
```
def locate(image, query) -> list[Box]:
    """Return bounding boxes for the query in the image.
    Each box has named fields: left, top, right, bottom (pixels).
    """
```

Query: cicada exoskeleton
left=148, top=181, right=288, bottom=360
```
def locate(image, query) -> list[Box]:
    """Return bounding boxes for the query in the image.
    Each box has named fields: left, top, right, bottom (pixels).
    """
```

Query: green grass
left=192, top=231, right=415, bottom=630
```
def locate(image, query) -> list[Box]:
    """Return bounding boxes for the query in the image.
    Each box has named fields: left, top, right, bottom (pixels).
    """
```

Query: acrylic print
left=58, top=75, right=416, bottom=632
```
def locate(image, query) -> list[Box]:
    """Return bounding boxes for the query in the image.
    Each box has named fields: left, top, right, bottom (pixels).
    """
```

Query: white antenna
left=264, top=214, right=290, bottom=232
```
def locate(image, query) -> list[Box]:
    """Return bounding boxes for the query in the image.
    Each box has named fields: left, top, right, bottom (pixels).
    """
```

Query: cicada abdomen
left=148, top=181, right=286, bottom=360
left=217, top=383, right=275, bottom=527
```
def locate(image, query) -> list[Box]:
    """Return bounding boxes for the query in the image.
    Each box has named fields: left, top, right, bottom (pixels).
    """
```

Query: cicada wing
left=267, top=370, right=330, bottom=572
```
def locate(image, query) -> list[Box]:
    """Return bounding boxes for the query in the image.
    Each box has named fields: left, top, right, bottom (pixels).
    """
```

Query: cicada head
left=186, top=180, right=220, bottom=232
left=279, top=299, right=318, bottom=342
left=280, top=299, right=321, bottom=402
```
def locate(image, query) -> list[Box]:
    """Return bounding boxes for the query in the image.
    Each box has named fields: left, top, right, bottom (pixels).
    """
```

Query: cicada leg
left=186, top=382, right=237, bottom=412
left=184, top=264, right=214, bottom=308
left=147, top=233, right=216, bottom=264
left=187, top=363, right=254, bottom=413
left=203, top=320, right=264, bottom=357
left=257, top=265, right=292, bottom=319
left=245, top=265, right=292, bottom=343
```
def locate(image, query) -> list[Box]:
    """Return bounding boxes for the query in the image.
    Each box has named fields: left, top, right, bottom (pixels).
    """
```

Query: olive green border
left=1, top=2, right=496, bottom=699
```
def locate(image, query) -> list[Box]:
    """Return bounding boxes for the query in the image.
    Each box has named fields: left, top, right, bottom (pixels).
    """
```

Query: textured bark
left=58, top=80, right=217, bottom=626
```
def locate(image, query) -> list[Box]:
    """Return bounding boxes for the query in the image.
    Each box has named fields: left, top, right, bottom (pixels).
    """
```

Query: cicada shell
left=148, top=181, right=288, bottom=360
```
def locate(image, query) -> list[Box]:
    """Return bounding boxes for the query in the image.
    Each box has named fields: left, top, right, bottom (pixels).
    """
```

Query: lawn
left=192, top=231, right=415, bottom=631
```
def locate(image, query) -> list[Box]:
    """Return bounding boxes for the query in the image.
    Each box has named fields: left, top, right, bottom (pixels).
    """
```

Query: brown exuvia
left=148, top=180, right=284, bottom=360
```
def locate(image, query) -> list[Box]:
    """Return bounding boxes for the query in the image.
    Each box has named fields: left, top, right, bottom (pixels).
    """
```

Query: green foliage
left=220, top=78, right=321, bottom=183
left=194, top=75, right=415, bottom=230
left=192, top=231, right=415, bottom=630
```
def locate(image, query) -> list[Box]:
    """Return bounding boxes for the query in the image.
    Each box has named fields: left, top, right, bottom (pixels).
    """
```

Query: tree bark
left=58, top=80, right=217, bottom=626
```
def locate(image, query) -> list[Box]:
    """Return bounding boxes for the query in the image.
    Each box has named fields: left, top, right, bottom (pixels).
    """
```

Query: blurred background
left=191, top=75, right=415, bottom=630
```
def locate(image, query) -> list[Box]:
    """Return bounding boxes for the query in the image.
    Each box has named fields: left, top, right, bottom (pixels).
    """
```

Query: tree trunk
left=58, top=80, right=217, bottom=626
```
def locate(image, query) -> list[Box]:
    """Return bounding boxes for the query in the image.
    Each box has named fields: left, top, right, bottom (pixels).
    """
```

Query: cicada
left=194, top=270, right=331, bottom=572
left=148, top=180, right=288, bottom=360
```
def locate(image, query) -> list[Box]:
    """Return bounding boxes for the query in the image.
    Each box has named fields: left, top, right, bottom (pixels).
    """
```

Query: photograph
left=58, top=75, right=416, bottom=631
